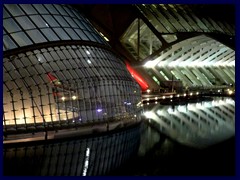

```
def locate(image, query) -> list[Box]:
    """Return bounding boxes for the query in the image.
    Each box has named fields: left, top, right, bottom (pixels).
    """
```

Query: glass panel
left=3, top=35, right=18, bottom=50
left=74, top=19, right=86, bottom=30
left=72, top=8, right=84, bottom=20
left=42, top=15, right=60, bottom=27
left=92, top=33, right=105, bottom=44
left=54, top=4, right=68, bottom=16
left=84, top=30, right=96, bottom=42
left=30, top=15, right=48, bottom=28
left=4, top=4, right=24, bottom=16
left=44, top=4, right=58, bottom=14
left=15, top=16, right=35, bottom=30
left=64, top=17, right=78, bottom=28
left=3, top=8, right=11, bottom=18
left=33, top=4, right=48, bottom=14
left=3, top=18, right=21, bottom=33
left=26, top=30, right=47, bottom=43
left=63, top=6, right=75, bottom=17
left=82, top=21, right=92, bottom=32
left=19, top=4, right=37, bottom=14
left=65, top=28, right=80, bottom=40
left=74, top=29, right=88, bottom=40
left=41, top=29, right=60, bottom=41
left=54, top=15, right=69, bottom=27
left=11, top=32, right=32, bottom=47
left=53, top=28, right=71, bottom=40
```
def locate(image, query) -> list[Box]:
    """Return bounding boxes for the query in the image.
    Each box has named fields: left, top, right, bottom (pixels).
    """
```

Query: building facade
left=3, top=4, right=142, bottom=175
left=120, top=4, right=235, bottom=91
left=3, top=4, right=142, bottom=132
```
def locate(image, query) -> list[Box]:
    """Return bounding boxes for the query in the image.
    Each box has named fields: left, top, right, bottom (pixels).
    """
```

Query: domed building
left=3, top=4, right=142, bottom=176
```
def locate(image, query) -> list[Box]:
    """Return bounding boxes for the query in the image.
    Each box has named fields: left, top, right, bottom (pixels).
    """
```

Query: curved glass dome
left=3, top=4, right=109, bottom=51
left=3, top=4, right=141, bottom=133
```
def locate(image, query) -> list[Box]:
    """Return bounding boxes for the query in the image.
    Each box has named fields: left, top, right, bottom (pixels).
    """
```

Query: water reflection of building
left=3, top=4, right=142, bottom=175
left=143, top=97, right=235, bottom=148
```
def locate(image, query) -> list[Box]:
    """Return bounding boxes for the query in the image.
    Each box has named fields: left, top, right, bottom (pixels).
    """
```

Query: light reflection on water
left=142, top=97, right=235, bottom=148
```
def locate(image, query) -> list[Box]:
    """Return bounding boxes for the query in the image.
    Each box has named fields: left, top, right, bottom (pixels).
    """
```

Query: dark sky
left=190, top=4, right=235, bottom=24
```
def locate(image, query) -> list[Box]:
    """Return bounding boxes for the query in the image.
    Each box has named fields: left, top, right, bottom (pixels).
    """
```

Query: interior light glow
left=72, top=95, right=77, bottom=100
left=97, top=109, right=102, bottom=112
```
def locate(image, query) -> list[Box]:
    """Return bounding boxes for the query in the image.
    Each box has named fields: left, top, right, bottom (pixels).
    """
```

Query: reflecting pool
left=110, top=97, right=235, bottom=175
left=142, top=97, right=235, bottom=148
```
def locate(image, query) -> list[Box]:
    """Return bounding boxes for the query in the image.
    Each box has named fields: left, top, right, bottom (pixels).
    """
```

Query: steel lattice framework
left=121, top=4, right=235, bottom=90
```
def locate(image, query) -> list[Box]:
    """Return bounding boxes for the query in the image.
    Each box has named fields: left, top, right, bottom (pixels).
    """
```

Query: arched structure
left=119, top=4, right=235, bottom=90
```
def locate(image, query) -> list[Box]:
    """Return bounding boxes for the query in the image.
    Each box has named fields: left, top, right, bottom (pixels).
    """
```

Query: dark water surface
left=109, top=97, right=235, bottom=176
